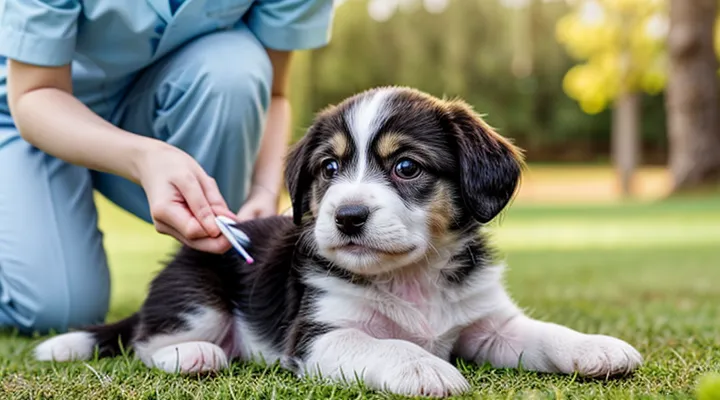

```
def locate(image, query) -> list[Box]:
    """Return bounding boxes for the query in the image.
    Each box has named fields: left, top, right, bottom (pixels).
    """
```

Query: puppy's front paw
left=377, top=355, right=471, bottom=398
left=150, top=341, right=228, bottom=374
left=568, top=335, right=643, bottom=378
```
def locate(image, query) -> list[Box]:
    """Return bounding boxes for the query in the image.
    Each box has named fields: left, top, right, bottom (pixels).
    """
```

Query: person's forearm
left=11, top=88, right=159, bottom=184
left=250, top=95, right=291, bottom=196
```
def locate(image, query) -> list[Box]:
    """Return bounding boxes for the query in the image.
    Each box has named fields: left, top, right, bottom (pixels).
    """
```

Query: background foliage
left=287, top=0, right=700, bottom=164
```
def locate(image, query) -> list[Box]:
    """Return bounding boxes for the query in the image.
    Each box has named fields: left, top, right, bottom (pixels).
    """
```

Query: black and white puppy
left=35, top=87, right=642, bottom=397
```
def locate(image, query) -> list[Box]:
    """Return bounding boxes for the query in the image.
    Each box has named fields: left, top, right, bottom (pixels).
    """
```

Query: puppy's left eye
left=321, top=159, right=340, bottom=179
left=394, top=158, right=421, bottom=180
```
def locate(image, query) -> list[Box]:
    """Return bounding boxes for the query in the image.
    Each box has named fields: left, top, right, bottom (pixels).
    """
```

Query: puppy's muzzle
left=334, top=204, right=371, bottom=236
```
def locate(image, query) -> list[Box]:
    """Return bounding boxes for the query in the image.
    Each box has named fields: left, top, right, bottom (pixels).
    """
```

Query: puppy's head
left=285, top=87, right=523, bottom=276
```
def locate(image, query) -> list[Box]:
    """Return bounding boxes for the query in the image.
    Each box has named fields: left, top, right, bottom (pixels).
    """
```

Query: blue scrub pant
left=0, top=27, right=270, bottom=334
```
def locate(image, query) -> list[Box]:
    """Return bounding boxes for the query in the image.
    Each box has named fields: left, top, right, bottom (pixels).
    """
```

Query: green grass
left=2, top=194, right=719, bottom=399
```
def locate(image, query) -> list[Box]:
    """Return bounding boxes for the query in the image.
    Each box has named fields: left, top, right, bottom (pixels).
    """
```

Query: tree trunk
left=510, top=2, right=533, bottom=79
left=666, top=0, right=720, bottom=191
left=612, top=91, right=641, bottom=197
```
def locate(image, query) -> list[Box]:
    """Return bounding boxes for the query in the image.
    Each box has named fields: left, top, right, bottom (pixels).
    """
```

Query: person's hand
left=135, top=142, right=237, bottom=253
left=235, top=184, right=280, bottom=222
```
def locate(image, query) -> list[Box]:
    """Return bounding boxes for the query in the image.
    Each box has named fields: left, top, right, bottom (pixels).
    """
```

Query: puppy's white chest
left=365, top=297, right=460, bottom=357
left=314, top=279, right=469, bottom=358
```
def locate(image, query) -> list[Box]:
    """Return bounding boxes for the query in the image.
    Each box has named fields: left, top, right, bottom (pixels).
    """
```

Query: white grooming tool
left=215, top=216, right=254, bottom=264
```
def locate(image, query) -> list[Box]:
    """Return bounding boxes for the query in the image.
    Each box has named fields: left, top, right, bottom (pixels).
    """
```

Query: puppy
left=34, top=87, right=642, bottom=397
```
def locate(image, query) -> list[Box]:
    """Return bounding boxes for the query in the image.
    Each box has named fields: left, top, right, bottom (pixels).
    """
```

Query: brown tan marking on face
left=427, top=181, right=456, bottom=238
left=375, top=132, right=405, bottom=159
left=329, top=132, right=349, bottom=159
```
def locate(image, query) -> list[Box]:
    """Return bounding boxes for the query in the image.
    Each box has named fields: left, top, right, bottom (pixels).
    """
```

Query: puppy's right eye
left=321, top=159, right=339, bottom=179
left=394, top=158, right=421, bottom=180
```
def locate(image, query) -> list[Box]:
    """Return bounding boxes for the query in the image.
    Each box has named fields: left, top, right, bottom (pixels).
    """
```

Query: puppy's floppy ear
left=284, top=133, right=313, bottom=225
left=446, top=101, right=524, bottom=224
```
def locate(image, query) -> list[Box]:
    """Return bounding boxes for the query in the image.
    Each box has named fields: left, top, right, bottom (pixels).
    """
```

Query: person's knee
left=8, top=271, right=110, bottom=335
left=181, top=35, right=272, bottom=113
left=178, top=34, right=273, bottom=129
left=0, top=135, right=110, bottom=335
left=202, top=50, right=272, bottom=107
left=64, top=281, right=110, bottom=330
left=35, top=288, right=108, bottom=334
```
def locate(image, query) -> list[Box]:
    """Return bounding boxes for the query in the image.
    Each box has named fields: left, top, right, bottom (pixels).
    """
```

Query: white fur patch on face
left=344, top=88, right=395, bottom=181
left=34, top=332, right=96, bottom=362
left=314, top=180, right=429, bottom=275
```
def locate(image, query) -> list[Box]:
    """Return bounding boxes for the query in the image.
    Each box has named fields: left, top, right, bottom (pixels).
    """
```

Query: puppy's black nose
left=334, top=204, right=370, bottom=236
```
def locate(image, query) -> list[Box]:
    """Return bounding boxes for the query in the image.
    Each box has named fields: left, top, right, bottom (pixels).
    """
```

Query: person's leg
left=93, top=24, right=272, bottom=221
left=0, top=127, right=110, bottom=335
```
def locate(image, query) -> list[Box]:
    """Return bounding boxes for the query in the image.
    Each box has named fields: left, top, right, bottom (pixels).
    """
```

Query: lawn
left=1, top=173, right=719, bottom=399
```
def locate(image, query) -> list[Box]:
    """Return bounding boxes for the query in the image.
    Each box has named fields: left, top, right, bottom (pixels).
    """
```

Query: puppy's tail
left=34, top=313, right=140, bottom=362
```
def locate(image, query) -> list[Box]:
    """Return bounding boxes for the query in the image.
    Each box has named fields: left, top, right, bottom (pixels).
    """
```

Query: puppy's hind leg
left=454, top=295, right=643, bottom=378
left=35, top=314, right=140, bottom=362
left=134, top=306, right=236, bottom=375
left=150, top=341, right=229, bottom=374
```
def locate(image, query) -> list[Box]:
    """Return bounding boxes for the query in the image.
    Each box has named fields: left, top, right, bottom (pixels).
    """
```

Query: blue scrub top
left=0, top=0, right=335, bottom=121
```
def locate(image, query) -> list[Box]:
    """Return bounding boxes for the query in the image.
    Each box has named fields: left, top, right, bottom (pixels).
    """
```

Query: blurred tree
left=665, top=0, right=720, bottom=191
left=503, top=0, right=534, bottom=78
left=556, top=0, right=667, bottom=196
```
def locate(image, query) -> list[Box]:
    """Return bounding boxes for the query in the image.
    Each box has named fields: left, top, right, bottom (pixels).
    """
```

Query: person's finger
left=156, top=220, right=231, bottom=254
left=200, top=175, right=235, bottom=218
left=173, top=173, right=219, bottom=237
left=188, top=234, right=232, bottom=254
left=213, top=205, right=238, bottom=221
left=154, top=220, right=191, bottom=246
left=152, top=200, right=206, bottom=240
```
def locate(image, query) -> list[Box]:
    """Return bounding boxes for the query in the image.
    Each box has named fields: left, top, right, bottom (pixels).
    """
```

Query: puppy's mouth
left=332, top=241, right=416, bottom=256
